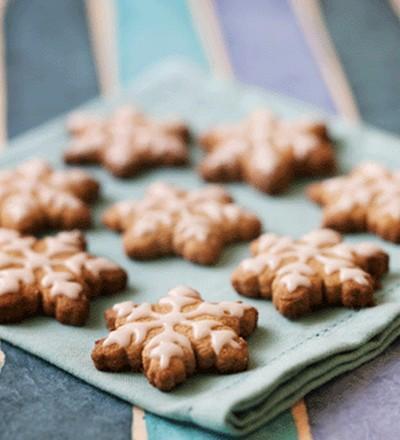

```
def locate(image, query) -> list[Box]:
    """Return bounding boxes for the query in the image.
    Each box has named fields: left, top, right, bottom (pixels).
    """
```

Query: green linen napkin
left=1, top=60, right=400, bottom=436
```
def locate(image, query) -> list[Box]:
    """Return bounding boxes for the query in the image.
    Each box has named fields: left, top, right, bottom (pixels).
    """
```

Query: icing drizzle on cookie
left=0, top=229, right=118, bottom=299
left=0, top=159, right=96, bottom=231
left=108, top=182, right=254, bottom=246
left=104, top=286, right=251, bottom=369
left=319, top=162, right=400, bottom=219
left=241, top=229, right=380, bottom=292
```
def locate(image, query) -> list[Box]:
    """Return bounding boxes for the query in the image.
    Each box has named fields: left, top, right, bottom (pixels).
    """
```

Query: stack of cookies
left=0, top=104, right=393, bottom=391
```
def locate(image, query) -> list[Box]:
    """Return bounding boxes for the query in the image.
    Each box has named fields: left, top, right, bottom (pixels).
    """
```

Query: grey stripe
left=5, top=0, right=98, bottom=138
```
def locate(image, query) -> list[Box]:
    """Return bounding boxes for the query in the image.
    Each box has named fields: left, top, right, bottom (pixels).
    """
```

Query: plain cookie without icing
left=92, top=286, right=258, bottom=391
left=64, top=105, right=190, bottom=177
left=308, top=162, right=400, bottom=243
left=102, top=182, right=262, bottom=265
left=232, top=228, right=389, bottom=318
left=0, top=228, right=127, bottom=325
left=199, top=109, right=336, bottom=194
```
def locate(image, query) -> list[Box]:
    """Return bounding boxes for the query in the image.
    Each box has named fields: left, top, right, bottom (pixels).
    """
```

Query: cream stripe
left=0, top=345, right=4, bottom=371
left=388, top=0, right=400, bottom=18
left=0, top=0, right=8, bottom=147
left=289, top=2, right=359, bottom=436
left=292, top=399, right=313, bottom=440
left=290, top=0, right=361, bottom=122
left=187, top=0, right=234, bottom=79
left=132, top=406, right=148, bottom=440
left=85, top=0, right=120, bottom=96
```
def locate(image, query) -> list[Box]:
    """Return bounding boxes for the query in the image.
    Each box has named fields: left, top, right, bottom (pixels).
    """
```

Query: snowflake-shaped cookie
left=92, top=286, right=258, bottom=391
left=64, top=105, right=190, bottom=177
left=0, top=159, right=99, bottom=233
left=308, top=162, right=400, bottom=243
left=0, top=228, right=127, bottom=325
left=232, top=229, right=388, bottom=318
left=199, top=109, right=336, bottom=194
left=102, top=182, right=262, bottom=265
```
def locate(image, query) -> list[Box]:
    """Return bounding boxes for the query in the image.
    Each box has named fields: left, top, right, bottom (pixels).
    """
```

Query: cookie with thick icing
left=0, top=159, right=99, bottom=233
left=199, top=109, right=336, bottom=194
left=92, top=286, right=258, bottom=391
left=102, top=182, right=261, bottom=265
left=0, top=229, right=127, bottom=325
left=232, top=229, right=388, bottom=318
left=64, top=105, right=189, bottom=177
left=308, top=162, right=400, bottom=243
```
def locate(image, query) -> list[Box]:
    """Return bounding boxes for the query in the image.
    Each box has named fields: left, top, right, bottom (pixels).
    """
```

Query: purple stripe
left=214, top=0, right=335, bottom=112
left=306, top=339, right=400, bottom=439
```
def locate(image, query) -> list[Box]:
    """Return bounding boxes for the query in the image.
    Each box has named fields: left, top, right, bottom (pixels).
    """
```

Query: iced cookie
left=0, top=229, right=127, bottom=325
left=199, top=109, right=335, bottom=194
left=308, top=162, right=400, bottom=243
left=0, top=159, right=99, bottom=233
left=102, top=182, right=262, bottom=265
left=64, top=105, right=189, bottom=177
left=232, top=229, right=388, bottom=318
left=92, top=286, right=258, bottom=391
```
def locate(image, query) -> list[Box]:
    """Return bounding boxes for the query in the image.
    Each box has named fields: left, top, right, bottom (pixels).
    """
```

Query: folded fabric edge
left=187, top=300, right=400, bottom=435
left=226, top=314, right=400, bottom=435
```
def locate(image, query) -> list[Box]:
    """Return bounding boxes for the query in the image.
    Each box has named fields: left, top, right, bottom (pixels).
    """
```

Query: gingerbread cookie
left=102, top=182, right=262, bottom=265
left=64, top=105, right=190, bottom=177
left=92, top=286, right=258, bottom=391
left=0, top=159, right=99, bottom=233
left=0, top=229, right=127, bottom=325
left=232, top=229, right=388, bottom=318
left=199, top=109, right=336, bottom=194
left=308, top=162, right=400, bottom=243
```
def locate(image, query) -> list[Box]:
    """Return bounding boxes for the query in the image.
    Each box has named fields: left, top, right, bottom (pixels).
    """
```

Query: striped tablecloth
left=1, top=1, right=400, bottom=439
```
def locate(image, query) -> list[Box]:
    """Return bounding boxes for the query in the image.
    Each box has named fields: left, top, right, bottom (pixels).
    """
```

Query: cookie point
left=167, top=285, right=200, bottom=299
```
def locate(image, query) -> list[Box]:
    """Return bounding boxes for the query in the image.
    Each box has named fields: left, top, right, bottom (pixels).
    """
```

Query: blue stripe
left=115, top=0, right=208, bottom=84
left=146, top=408, right=297, bottom=440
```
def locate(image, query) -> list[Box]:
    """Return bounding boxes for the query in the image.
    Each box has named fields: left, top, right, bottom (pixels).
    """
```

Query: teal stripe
left=115, top=0, right=208, bottom=84
left=320, top=0, right=400, bottom=133
left=146, top=410, right=297, bottom=440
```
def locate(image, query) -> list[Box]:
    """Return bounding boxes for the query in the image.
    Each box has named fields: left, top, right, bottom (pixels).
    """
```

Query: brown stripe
left=292, top=399, right=313, bottom=440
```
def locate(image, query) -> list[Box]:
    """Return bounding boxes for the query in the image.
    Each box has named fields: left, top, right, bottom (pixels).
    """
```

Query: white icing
left=353, top=242, right=382, bottom=257
left=132, top=212, right=173, bottom=235
left=109, top=182, right=254, bottom=252
left=241, top=229, right=380, bottom=292
left=175, top=216, right=210, bottom=242
left=66, top=105, right=187, bottom=165
left=203, top=109, right=326, bottom=175
left=223, top=205, right=241, bottom=221
left=113, top=300, right=136, bottom=318
left=0, top=229, right=118, bottom=299
left=0, top=160, right=95, bottom=225
left=251, top=145, right=279, bottom=175
left=302, top=229, right=341, bottom=247
left=339, top=268, right=369, bottom=285
left=104, top=288, right=251, bottom=369
left=320, top=163, right=400, bottom=220
left=168, top=286, right=200, bottom=299
left=279, top=272, right=311, bottom=292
